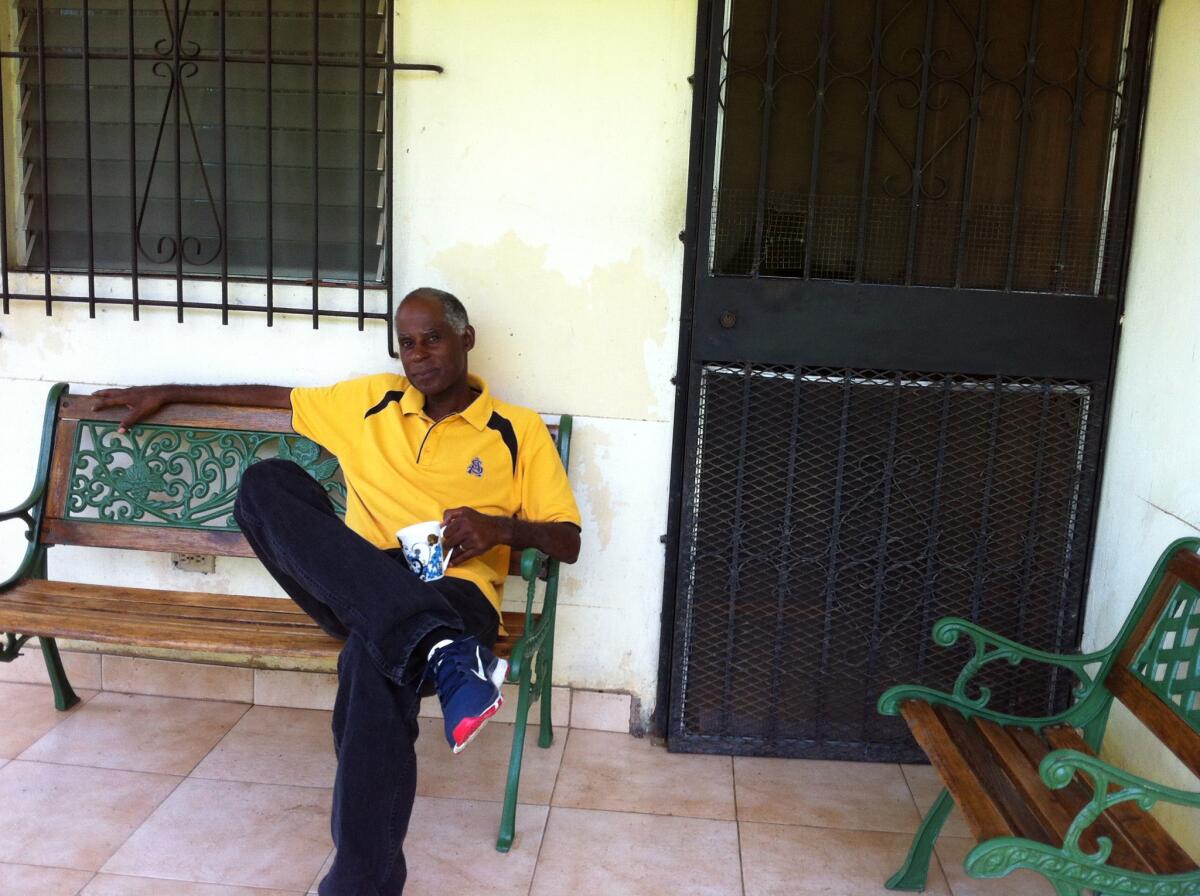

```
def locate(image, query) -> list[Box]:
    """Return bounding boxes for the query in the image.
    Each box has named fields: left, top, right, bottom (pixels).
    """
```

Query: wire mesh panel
left=671, top=363, right=1104, bottom=759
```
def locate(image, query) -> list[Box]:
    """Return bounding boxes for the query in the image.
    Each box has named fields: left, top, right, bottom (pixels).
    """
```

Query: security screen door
left=667, top=0, right=1156, bottom=759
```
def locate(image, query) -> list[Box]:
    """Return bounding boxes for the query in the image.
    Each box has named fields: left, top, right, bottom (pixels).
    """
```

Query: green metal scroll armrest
left=1039, top=749, right=1200, bottom=866
left=878, top=616, right=1113, bottom=726
left=507, top=548, right=554, bottom=680
left=0, top=482, right=49, bottom=592
left=1, top=383, right=69, bottom=592
left=0, top=481, right=47, bottom=523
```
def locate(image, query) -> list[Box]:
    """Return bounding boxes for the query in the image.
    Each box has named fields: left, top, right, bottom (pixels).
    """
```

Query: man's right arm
left=91, top=385, right=292, bottom=432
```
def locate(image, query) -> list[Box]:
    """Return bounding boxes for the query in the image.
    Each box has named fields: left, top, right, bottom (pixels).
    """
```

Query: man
left=92, top=288, right=582, bottom=895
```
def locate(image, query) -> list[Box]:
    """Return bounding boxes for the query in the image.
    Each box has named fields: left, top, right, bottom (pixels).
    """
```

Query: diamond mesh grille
left=672, top=364, right=1104, bottom=759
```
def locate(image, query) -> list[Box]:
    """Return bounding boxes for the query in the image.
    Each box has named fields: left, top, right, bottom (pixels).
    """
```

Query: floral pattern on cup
left=396, top=520, right=453, bottom=582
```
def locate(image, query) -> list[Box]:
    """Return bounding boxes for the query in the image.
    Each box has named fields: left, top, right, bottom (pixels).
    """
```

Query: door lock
left=719, top=310, right=737, bottom=329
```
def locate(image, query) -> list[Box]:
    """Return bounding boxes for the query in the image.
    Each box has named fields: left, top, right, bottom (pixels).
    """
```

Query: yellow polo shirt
left=289, top=373, right=580, bottom=616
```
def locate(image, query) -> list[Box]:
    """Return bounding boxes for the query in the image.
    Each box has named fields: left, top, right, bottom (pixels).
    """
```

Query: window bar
left=1, top=66, right=10, bottom=310
left=82, top=0, right=96, bottom=315
left=812, top=371, right=852, bottom=742
left=853, top=0, right=884, bottom=281
left=904, top=0, right=938, bottom=285
left=952, top=0, right=989, bottom=288
left=1015, top=385, right=1053, bottom=645
left=748, top=0, right=779, bottom=277
left=765, top=365, right=805, bottom=741
left=860, top=373, right=905, bottom=739
left=968, top=378, right=1005, bottom=623
left=35, top=0, right=53, bottom=312
left=265, top=0, right=274, bottom=325
left=1004, top=0, right=1041, bottom=292
left=310, top=0, right=319, bottom=328
left=357, top=0, right=366, bottom=330
left=1053, top=0, right=1092, bottom=294
left=914, top=377, right=953, bottom=681
left=801, top=0, right=833, bottom=280
left=384, top=0, right=394, bottom=355
left=719, top=363, right=755, bottom=734
left=219, top=0, right=228, bottom=324
left=172, top=0, right=183, bottom=322
left=127, top=0, right=139, bottom=320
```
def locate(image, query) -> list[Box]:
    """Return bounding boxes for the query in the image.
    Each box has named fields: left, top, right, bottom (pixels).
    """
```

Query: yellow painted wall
left=1084, top=0, right=1200, bottom=858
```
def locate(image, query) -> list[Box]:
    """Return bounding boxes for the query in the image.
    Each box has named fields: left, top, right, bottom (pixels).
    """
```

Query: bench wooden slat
left=1003, top=726, right=1147, bottom=871
left=0, top=604, right=342, bottom=657
left=934, top=707, right=1056, bottom=845
left=41, top=518, right=256, bottom=557
left=1106, top=664, right=1200, bottom=779
left=0, top=580, right=527, bottom=660
left=899, top=701, right=1013, bottom=841
left=16, top=580, right=312, bottom=616
left=45, top=418, right=78, bottom=520
left=57, top=397, right=297, bottom=433
left=4, top=589, right=322, bottom=630
left=1042, top=726, right=1200, bottom=875
left=973, top=719, right=1082, bottom=845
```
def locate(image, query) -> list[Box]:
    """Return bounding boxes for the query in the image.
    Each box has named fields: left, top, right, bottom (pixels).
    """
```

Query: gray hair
left=400, top=287, right=470, bottom=334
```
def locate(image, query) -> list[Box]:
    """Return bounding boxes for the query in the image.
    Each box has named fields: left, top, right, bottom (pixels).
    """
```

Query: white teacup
left=396, top=520, right=453, bottom=582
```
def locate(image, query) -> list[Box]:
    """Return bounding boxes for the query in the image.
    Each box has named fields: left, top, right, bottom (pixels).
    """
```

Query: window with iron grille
left=0, top=0, right=438, bottom=347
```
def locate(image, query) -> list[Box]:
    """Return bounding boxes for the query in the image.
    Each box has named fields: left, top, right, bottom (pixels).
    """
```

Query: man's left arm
left=441, top=508, right=580, bottom=566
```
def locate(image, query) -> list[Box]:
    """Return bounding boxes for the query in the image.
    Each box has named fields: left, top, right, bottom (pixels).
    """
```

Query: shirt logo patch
left=467, top=457, right=484, bottom=478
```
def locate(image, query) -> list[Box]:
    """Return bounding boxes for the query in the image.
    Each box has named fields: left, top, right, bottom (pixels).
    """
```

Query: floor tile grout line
left=305, top=846, right=335, bottom=894
left=70, top=870, right=97, bottom=896
left=177, top=699, right=256, bottom=779
left=528, top=725, right=572, bottom=896
left=732, top=755, right=747, bottom=896
left=86, top=768, right=190, bottom=879
left=544, top=717, right=572, bottom=809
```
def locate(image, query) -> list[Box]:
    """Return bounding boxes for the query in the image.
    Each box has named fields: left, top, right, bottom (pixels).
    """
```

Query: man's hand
left=442, top=507, right=580, bottom=566
left=441, top=507, right=510, bottom=565
left=92, top=386, right=171, bottom=432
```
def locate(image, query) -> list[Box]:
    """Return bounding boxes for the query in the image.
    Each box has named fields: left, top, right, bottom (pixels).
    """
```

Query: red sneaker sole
left=451, top=694, right=503, bottom=754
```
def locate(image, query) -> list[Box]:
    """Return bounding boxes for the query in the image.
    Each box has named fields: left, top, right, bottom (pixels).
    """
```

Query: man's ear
left=462, top=325, right=476, bottom=351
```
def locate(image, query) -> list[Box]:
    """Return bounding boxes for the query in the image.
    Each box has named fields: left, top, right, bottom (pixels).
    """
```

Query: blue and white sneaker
left=426, top=636, right=508, bottom=754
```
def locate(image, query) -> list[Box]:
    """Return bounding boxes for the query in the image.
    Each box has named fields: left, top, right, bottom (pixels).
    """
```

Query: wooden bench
left=877, top=537, right=1200, bottom=895
left=0, top=382, right=570, bottom=852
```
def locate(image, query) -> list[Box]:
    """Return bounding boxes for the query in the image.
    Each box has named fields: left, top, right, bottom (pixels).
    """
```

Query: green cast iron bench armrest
left=508, top=548, right=554, bottom=682
left=0, top=482, right=47, bottom=523
left=1041, top=748, right=1200, bottom=840
left=878, top=616, right=1113, bottom=727
left=0, top=483, right=50, bottom=591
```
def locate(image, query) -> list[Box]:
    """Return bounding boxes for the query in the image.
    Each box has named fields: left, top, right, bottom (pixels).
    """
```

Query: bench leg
left=497, top=657, right=535, bottom=853
left=537, top=637, right=554, bottom=750
left=40, top=638, right=81, bottom=711
left=887, top=787, right=953, bottom=891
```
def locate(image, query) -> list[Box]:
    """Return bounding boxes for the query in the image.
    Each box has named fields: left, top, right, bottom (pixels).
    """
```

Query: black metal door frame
left=654, top=0, right=1160, bottom=747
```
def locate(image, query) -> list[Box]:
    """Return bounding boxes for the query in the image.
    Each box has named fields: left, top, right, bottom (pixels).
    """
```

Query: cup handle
left=438, top=525, right=454, bottom=569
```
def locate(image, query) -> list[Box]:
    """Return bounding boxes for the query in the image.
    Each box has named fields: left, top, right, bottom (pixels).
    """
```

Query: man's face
left=394, top=295, right=474, bottom=398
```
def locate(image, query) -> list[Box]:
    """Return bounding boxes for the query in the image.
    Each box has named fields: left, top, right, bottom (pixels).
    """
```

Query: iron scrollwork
left=65, top=421, right=346, bottom=530
left=135, top=0, right=225, bottom=266
left=877, top=615, right=1110, bottom=724
left=960, top=750, right=1200, bottom=895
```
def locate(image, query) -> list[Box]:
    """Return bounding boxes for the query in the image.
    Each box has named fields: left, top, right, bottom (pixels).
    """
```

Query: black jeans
left=233, top=459, right=499, bottom=896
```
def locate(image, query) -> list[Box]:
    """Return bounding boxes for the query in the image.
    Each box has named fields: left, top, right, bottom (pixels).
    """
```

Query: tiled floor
left=0, top=681, right=1056, bottom=896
